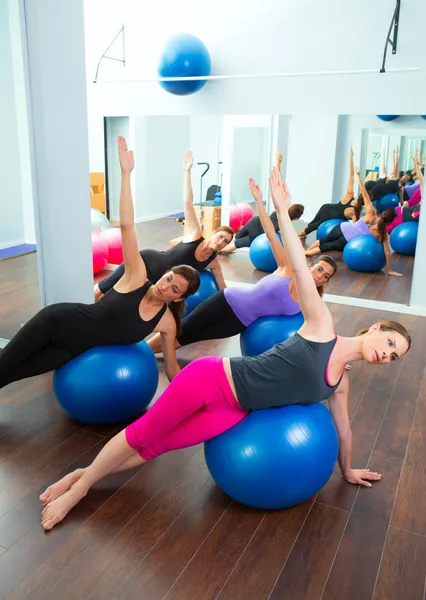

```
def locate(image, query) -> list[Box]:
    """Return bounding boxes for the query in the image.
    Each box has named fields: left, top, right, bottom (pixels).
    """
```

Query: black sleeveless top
left=140, top=237, right=216, bottom=283
left=331, top=200, right=354, bottom=220
left=48, top=281, right=167, bottom=355
left=230, top=333, right=343, bottom=411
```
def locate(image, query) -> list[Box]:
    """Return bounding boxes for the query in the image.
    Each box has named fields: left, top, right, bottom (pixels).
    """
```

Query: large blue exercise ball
left=184, top=270, right=218, bottom=316
left=249, top=233, right=283, bottom=272
left=420, top=116, right=426, bottom=120
left=240, top=313, right=305, bottom=357
left=374, top=193, right=399, bottom=213
left=377, top=115, right=400, bottom=122
left=53, top=341, right=159, bottom=425
left=205, top=403, right=338, bottom=510
left=390, top=221, right=418, bottom=256
left=316, top=218, right=346, bottom=241
left=343, top=235, right=386, bottom=272
left=158, top=33, right=211, bottom=96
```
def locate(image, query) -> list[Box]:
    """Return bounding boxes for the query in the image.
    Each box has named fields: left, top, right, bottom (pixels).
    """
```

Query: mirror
left=98, top=115, right=423, bottom=310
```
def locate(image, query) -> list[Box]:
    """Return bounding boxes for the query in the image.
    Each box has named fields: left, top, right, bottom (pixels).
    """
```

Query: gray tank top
left=230, top=333, right=343, bottom=411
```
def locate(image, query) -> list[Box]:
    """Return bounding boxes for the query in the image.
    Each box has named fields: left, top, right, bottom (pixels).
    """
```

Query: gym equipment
left=183, top=270, right=219, bottom=316
left=249, top=233, right=283, bottom=272
left=374, top=193, right=399, bottom=213
left=92, top=234, right=109, bottom=274
left=390, top=221, right=418, bottom=255
left=204, top=403, right=338, bottom=510
left=316, top=219, right=345, bottom=241
left=53, top=341, right=159, bottom=425
left=343, top=235, right=386, bottom=272
left=240, top=313, right=305, bottom=357
left=158, top=34, right=211, bottom=96
left=91, top=208, right=110, bottom=233
left=99, top=227, right=123, bottom=264
left=238, top=203, right=255, bottom=226
left=377, top=115, right=400, bottom=122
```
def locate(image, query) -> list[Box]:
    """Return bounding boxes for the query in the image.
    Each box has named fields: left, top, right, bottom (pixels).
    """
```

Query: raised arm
left=248, top=178, right=289, bottom=272
left=380, top=146, right=387, bottom=179
left=182, top=151, right=202, bottom=242
left=341, top=147, right=355, bottom=204
left=355, top=167, right=376, bottom=221
left=117, top=137, right=147, bottom=286
left=269, top=167, right=333, bottom=338
left=328, top=373, right=382, bottom=487
left=414, top=151, right=424, bottom=188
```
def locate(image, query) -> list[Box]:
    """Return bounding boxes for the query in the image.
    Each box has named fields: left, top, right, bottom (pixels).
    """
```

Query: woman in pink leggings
left=39, top=168, right=412, bottom=531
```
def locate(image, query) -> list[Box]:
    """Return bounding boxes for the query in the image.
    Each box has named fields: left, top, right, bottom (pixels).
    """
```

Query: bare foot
left=41, top=485, right=86, bottom=531
left=40, top=469, right=85, bottom=506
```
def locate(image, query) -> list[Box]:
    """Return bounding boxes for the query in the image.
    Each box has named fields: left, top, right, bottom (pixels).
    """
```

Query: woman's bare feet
left=40, top=469, right=85, bottom=506
left=41, top=484, right=87, bottom=530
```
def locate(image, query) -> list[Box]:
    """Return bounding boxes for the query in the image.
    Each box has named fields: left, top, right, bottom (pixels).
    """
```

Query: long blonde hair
left=357, top=320, right=411, bottom=350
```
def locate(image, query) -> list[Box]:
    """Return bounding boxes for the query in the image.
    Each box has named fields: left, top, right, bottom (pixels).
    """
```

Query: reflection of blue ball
left=377, top=115, right=400, bottom=122
left=158, top=34, right=211, bottom=96
left=240, top=313, right=305, bottom=357
left=249, top=233, right=283, bottom=272
left=53, top=342, right=158, bottom=425
left=184, top=270, right=218, bottom=316
left=343, top=235, right=386, bottom=272
left=205, top=403, right=338, bottom=510
left=374, top=193, right=399, bottom=213
left=316, top=219, right=345, bottom=240
left=390, top=221, right=418, bottom=256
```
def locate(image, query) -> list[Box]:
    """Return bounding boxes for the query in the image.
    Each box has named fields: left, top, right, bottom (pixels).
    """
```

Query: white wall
left=0, top=0, right=25, bottom=249
left=230, top=127, right=270, bottom=204
left=285, top=116, right=339, bottom=221
left=83, top=0, right=425, bottom=123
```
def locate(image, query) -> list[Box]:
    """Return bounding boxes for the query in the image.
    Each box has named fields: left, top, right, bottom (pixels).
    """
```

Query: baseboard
left=0, top=238, right=26, bottom=251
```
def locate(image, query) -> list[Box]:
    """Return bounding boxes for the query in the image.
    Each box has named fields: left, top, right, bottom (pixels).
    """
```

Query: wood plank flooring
left=0, top=217, right=424, bottom=599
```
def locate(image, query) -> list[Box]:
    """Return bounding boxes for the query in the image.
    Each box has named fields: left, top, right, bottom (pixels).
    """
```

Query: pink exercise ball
left=100, top=227, right=124, bottom=264
left=229, top=205, right=243, bottom=231
left=238, top=202, right=255, bottom=226
left=92, top=234, right=108, bottom=274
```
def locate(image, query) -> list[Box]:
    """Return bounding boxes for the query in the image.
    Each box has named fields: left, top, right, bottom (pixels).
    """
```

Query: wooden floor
left=1, top=219, right=425, bottom=600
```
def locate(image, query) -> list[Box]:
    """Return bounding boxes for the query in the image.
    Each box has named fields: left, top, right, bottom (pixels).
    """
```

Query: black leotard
left=98, top=237, right=216, bottom=295
left=0, top=281, right=166, bottom=389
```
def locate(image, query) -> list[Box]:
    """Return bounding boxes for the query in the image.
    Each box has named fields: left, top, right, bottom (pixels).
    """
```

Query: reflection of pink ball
left=92, top=234, right=108, bottom=274
left=100, top=227, right=124, bottom=264
left=238, top=202, right=255, bottom=226
left=229, top=205, right=243, bottom=231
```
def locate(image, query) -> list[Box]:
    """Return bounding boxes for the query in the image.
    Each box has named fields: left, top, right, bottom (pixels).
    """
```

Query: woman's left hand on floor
left=343, top=468, right=382, bottom=488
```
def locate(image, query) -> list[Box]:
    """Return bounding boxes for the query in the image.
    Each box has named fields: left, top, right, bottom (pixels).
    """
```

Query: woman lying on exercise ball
left=148, top=176, right=336, bottom=354
left=221, top=151, right=304, bottom=253
left=385, top=152, right=423, bottom=234
left=305, top=166, right=402, bottom=276
left=298, top=148, right=364, bottom=239
left=0, top=137, right=200, bottom=389
left=94, top=150, right=233, bottom=301
left=39, top=166, right=411, bottom=531
left=368, top=147, right=411, bottom=204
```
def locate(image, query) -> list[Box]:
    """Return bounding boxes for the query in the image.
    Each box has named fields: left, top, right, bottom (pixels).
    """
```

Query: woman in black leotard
left=0, top=137, right=200, bottom=389
left=94, top=150, right=234, bottom=301
left=298, top=148, right=364, bottom=238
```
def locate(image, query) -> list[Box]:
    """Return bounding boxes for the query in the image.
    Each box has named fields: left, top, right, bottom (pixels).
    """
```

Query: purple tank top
left=340, top=218, right=371, bottom=241
left=223, top=274, right=300, bottom=327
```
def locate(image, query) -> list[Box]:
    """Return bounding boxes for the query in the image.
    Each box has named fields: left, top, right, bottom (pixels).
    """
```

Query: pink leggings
left=125, top=356, right=248, bottom=460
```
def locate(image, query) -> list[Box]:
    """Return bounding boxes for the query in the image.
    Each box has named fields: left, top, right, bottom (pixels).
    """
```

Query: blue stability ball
left=240, top=313, right=305, bottom=357
left=205, top=403, right=338, bottom=510
left=390, top=221, right=419, bottom=256
left=374, top=193, right=399, bottom=213
left=343, top=234, right=386, bottom=272
left=316, top=218, right=346, bottom=241
left=184, top=270, right=218, bottom=316
left=420, top=116, right=426, bottom=120
left=377, top=115, right=400, bottom=122
left=158, top=33, right=211, bottom=96
left=249, top=233, right=283, bottom=272
left=53, top=341, right=159, bottom=425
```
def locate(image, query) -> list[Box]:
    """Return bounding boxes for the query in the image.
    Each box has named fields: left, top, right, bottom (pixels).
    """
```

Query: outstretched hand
left=118, top=136, right=135, bottom=174
left=248, top=178, right=263, bottom=203
left=183, top=150, right=193, bottom=172
left=269, top=167, right=291, bottom=212
left=343, top=468, right=382, bottom=488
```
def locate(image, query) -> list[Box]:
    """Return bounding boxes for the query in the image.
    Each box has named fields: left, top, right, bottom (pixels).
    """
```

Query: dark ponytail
left=377, top=208, right=396, bottom=244
left=167, top=265, right=200, bottom=336
left=353, top=193, right=365, bottom=221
